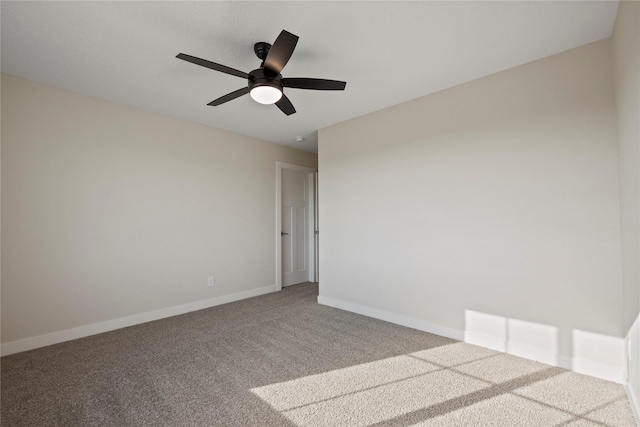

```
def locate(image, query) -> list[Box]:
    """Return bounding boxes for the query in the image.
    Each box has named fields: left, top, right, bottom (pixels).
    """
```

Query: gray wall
left=318, top=39, right=625, bottom=381
left=1, top=74, right=317, bottom=345
left=612, top=0, right=640, bottom=415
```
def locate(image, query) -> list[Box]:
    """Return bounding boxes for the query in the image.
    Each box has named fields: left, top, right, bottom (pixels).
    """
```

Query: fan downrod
left=254, top=42, right=272, bottom=61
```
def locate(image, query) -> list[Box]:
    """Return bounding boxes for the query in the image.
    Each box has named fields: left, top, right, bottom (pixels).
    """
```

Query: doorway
left=275, top=162, right=317, bottom=290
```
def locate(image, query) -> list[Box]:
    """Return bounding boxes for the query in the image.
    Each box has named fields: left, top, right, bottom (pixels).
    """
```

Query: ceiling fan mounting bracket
left=253, top=42, right=272, bottom=61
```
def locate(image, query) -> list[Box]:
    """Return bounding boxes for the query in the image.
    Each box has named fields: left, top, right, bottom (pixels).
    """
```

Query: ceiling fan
left=176, top=30, right=346, bottom=116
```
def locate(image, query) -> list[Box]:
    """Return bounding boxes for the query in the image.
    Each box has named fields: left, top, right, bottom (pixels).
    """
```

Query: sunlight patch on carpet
left=250, top=342, right=634, bottom=426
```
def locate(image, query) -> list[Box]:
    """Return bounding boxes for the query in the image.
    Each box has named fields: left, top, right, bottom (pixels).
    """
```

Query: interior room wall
left=612, top=0, right=640, bottom=419
left=1, top=74, right=317, bottom=353
left=318, top=39, right=625, bottom=382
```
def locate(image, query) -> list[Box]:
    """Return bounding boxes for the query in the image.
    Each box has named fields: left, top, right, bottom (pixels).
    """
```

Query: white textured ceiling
left=1, top=1, right=618, bottom=153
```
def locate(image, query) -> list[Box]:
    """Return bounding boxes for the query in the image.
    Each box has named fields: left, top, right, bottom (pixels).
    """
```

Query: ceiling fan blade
left=282, top=78, right=347, bottom=91
left=177, top=53, right=249, bottom=79
left=208, top=87, right=250, bottom=106
left=263, top=30, right=299, bottom=76
left=275, top=94, right=296, bottom=115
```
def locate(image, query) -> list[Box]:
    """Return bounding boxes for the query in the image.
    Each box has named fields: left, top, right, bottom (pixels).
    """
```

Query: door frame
left=275, top=162, right=317, bottom=291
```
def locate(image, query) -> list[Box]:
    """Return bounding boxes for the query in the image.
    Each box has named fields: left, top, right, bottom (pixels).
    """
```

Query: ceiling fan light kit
left=248, top=69, right=283, bottom=104
left=250, top=85, right=282, bottom=105
left=177, top=30, right=346, bottom=116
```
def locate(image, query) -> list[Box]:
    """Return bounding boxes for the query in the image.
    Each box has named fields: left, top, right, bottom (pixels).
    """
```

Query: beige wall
left=319, top=39, right=624, bottom=380
left=612, top=0, right=640, bottom=415
left=1, top=74, right=317, bottom=344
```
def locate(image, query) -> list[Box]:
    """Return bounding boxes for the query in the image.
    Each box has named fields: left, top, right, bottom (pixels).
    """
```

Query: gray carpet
left=1, top=283, right=636, bottom=426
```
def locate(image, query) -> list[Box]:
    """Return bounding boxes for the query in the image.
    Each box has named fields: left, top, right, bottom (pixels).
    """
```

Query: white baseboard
left=627, top=383, right=640, bottom=427
left=465, top=330, right=566, bottom=367
left=318, top=295, right=626, bottom=384
left=465, top=330, right=626, bottom=384
left=1, top=285, right=277, bottom=357
left=570, top=356, right=627, bottom=385
left=317, top=295, right=464, bottom=341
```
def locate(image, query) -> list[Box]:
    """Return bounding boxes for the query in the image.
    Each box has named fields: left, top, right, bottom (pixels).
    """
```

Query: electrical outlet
left=207, top=276, right=215, bottom=287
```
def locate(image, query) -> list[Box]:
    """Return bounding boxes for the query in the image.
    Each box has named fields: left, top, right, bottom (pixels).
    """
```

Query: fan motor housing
left=248, top=69, right=283, bottom=92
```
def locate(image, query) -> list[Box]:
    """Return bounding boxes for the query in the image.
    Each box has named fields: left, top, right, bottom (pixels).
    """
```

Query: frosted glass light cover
left=250, top=86, right=283, bottom=104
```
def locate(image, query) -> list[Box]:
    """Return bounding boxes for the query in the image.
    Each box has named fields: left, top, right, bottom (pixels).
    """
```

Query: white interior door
left=282, top=169, right=310, bottom=287
left=313, top=171, right=319, bottom=283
